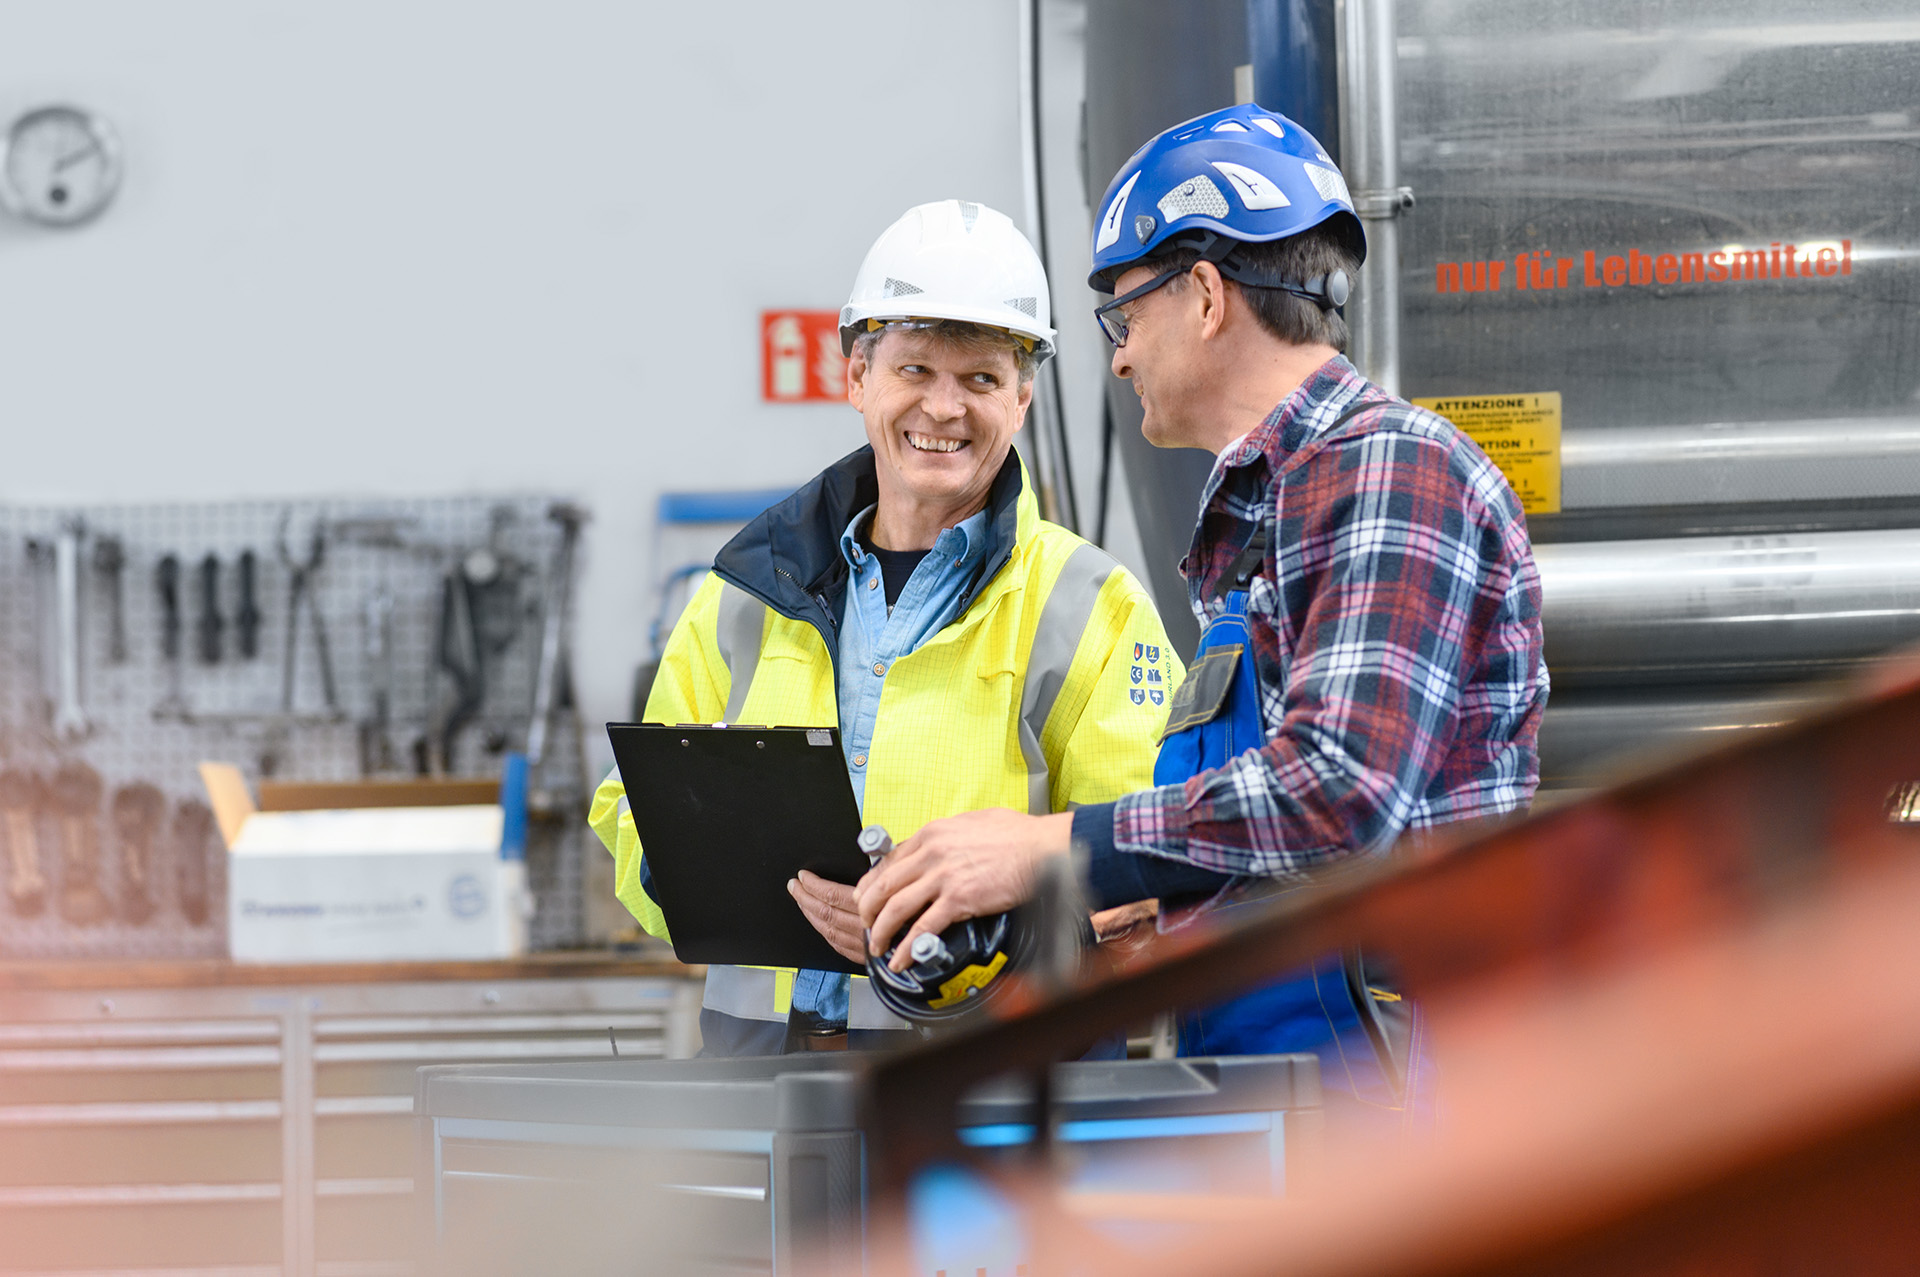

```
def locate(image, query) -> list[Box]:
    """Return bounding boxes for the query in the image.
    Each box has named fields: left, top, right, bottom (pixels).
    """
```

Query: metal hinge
left=1353, top=186, right=1416, bottom=220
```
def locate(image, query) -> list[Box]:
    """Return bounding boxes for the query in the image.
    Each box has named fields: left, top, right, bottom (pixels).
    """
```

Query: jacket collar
left=713, top=444, right=1031, bottom=627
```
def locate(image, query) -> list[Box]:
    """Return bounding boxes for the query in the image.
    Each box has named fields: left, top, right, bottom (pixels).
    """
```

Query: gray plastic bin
left=415, top=1052, right=1319, bottom=1276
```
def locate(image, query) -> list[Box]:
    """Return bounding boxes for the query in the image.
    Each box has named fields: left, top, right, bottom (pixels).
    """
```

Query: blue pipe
left=1247, top=0, right=1341, bottom=166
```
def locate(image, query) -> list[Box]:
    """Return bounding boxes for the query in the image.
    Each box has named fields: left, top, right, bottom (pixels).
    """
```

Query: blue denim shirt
left=787, top=502, right=992, bottom=1026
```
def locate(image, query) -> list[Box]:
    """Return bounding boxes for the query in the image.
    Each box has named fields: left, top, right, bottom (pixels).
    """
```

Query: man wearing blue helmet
left=856, top=105, right=1549, bottom=1127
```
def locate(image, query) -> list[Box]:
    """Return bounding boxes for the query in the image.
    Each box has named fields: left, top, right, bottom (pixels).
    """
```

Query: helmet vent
left=959, top=201, right=980, bottom=231
left=1302, top=162, right=1351, bottom=205
left=1212, top=120, right=1250, bottom=132
left=840, top=306, right=855, bottom=327
left=1156, top=174, right=1229, bottom=223
left=1212, top=160, right=1292, bottom=211
left=882, top=277, right=924, bottom=298
left=1094, top=170, right=1143, bottom=252
left=1252, top=117, right=1287, bottom=139
left=1004, top=296, right=1037, bottom=318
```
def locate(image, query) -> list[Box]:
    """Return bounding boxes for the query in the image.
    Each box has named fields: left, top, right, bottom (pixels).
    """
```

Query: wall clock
left=0, top=105, right=124, bottom=227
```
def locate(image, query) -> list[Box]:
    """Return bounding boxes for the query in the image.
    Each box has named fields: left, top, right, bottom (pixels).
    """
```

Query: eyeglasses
left=1092, top=264, right=1189, bottom=348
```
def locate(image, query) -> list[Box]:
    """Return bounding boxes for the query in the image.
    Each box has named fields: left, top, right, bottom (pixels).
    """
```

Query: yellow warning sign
left=1411, top=392, right=1562, bottom=515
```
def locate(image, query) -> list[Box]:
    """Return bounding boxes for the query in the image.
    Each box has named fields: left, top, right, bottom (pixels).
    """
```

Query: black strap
left=1182, top=231, right=1350, bottom=309
left=1219, top=525, right=1271, bottom=594
left=1207, top=395, right=1392, bottom=602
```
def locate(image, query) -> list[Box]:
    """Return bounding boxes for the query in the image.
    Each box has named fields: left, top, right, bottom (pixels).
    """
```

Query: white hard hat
left=839, top=200, right=1056, bottom=361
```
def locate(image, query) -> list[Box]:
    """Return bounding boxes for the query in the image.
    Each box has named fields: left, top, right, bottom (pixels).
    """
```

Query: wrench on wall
left=52, top=522, right=89, bottom=741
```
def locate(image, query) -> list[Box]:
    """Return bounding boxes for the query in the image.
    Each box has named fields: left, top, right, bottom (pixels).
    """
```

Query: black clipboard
left=606, top=722, right=869, bottom=974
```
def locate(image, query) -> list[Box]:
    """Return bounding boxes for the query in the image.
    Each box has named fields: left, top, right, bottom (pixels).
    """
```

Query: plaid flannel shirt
left=1104, top=355, right=1548, bottom=883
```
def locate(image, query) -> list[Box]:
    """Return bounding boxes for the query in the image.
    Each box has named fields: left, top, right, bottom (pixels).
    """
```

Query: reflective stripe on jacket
left=587, top=447, right=1181, bottom=1028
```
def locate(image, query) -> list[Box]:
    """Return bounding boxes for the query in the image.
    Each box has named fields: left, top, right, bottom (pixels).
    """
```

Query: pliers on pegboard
left=278, top=512, right=341, bottom=718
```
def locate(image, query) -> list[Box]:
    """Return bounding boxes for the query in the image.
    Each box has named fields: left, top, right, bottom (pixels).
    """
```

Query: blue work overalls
left=1156, top=458, right=1435, bottom=1131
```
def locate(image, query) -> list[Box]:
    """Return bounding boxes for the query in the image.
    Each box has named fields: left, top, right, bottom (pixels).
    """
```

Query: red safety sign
left=761, top=310, right=847, bottom=402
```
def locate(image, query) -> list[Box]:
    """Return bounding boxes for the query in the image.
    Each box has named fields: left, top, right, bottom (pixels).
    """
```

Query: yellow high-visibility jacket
left=589, top=447, right=1181, bottom=1039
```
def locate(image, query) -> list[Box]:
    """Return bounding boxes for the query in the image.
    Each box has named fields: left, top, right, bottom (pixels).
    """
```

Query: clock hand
left=53, top=140, right=102, bottom=174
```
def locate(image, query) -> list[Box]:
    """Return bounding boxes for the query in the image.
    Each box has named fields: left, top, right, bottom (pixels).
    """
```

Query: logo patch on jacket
left=1130, top=665, right=1143, bottom=685
left=1133, top=642, right=1143, bottom=659
left=1150, top=689, right=1164, bottom=705
left=1130, top=688, right=1146, bottom=705
left=1145, top=645, right=1160, bottom=664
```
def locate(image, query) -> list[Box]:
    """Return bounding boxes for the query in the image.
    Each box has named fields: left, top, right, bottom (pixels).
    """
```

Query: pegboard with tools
left=0, top=496, right=593, bottom=960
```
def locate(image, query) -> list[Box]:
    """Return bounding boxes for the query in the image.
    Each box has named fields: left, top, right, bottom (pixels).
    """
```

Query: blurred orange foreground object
left=844, top=646, right=1920, bottom=1275
left=866, top=853, right=1920, bottom=1276
left=1089, top=853, right=1920, bottom=1276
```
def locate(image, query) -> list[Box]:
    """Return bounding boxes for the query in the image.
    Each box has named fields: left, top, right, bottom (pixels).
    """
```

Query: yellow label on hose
left=1412, top=392, right=1562, bottom=514
left=928, top=950, right=1009, bottom=1010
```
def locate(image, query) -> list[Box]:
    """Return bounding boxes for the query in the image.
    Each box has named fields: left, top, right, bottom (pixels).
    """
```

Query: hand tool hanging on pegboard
left=112, top=783, right=165, bottom=926
left=431, top=564, right=485, bottom=774
left=279, top=512, right=341, bottom=718
left=93, top=535, right=128, bottom=664
left=51, top=521, right=90, bottom=742
left=196, top=553, right=223, bottom=664
left=466, top=507, right=533, bottom=662
left=360, top=584, right=397, bottom=775
left=0, top=770, right=47, bottom=917
left=52, top=761, right=109, bottom=926
left=526, top=503, right=586, bottom=808
left=24, top=537, right=56, bottom=726
left=332, top=516, right=413, bottom=774
left=235, top=548, right=262, bottom=659
left=430, top=507, right=531, bottom=773
left=155, top=553, right=188, bottom=719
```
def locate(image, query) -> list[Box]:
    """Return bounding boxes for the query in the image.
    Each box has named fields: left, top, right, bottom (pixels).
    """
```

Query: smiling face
left=1109, top=262, right=1207, bottom=450
left=846, top=326, right=1031, bottom=547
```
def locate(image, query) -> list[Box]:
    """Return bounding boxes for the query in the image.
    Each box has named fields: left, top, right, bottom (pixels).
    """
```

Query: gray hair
left=851, top=319, right=1040, bottom=386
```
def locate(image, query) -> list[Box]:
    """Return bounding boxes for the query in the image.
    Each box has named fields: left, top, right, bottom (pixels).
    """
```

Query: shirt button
left=872, top=661, right=886, bottom=677
left=868, top=578, right=879, bottom=590
left=853, top=753, right=867, bottom=767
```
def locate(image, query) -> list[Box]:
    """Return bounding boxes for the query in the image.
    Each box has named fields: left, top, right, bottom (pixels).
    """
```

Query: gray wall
left=0, top=1, right=1035, bottom=774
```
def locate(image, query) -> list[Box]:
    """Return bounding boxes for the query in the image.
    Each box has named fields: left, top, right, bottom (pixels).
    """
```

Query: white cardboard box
left=202, top=764, right=529, bottom=963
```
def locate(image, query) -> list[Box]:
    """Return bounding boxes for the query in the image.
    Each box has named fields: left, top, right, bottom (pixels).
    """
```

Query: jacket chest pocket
left=970, top=610, right=1028, bottom=745
left=747, top=623, right=835, bottom=726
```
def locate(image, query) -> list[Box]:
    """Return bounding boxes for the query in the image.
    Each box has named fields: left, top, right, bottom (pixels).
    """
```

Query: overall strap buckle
left=1216, top=524, right=1272, bottom=600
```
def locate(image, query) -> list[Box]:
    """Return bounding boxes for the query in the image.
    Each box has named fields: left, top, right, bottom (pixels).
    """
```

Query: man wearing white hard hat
left=590, top=200, right=1180, bottom=1054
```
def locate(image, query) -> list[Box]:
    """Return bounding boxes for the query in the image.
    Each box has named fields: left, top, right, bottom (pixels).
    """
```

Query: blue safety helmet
left=1087, top=104, right=1366, bottom=304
